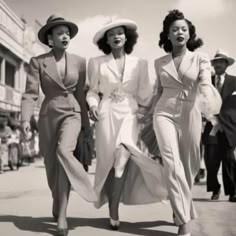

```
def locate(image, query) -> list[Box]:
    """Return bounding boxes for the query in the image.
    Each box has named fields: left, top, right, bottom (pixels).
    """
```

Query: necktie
left=216, top=75, right=222, bottom=93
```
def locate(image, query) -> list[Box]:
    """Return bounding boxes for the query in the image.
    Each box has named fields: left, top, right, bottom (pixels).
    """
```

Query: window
left=5, top=61, right=15, bottom=88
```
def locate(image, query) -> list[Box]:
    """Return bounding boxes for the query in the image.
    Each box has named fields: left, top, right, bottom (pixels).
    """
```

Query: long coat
left=87, top=53, right=167, bottom=208
left=21, top=50, right=96, bottom=202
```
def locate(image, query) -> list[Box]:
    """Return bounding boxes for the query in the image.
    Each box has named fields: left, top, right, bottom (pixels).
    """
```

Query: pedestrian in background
left=0, top=113, right=12, bottom=173
left=21, top=14, right=96, bottom=236
left=202, top=49, right=236, bottom=202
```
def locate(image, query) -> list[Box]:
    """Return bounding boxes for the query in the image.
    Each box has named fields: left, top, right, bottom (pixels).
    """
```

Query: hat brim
left=93, top=19, right=137, bottom=45
left=211, top=56, right=235, bottom=66
left=38, top=20, right=78, bottom=45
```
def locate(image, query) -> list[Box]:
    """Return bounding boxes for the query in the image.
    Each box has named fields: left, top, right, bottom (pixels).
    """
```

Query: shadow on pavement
left=193, top=198, right=228, bottom=202
left=0, top=215, right=176, bottom=236
left=0, top=215, right=56, bottom=235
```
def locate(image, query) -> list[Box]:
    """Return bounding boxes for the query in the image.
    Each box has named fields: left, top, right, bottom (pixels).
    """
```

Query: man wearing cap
left=202, top=49, right=236, bottom=202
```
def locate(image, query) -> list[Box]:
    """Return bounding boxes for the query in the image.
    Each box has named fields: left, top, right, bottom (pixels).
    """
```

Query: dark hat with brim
left=38, top=14, right=78, bottom=45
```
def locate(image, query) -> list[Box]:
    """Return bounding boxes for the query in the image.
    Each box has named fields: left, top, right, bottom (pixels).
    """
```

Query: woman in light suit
left=87, top=18, right=167, bottom=230
left=21, top=15, right=96, bottom=236
left=152, top=10, right=221, bottom=236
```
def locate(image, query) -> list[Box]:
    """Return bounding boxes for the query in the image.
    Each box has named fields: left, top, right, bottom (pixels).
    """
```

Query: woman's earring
left=48, top=39, right=54, bottom=47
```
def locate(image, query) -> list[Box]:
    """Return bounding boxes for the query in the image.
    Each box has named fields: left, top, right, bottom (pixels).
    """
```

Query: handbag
left=74, top=127, right=95, bottom=166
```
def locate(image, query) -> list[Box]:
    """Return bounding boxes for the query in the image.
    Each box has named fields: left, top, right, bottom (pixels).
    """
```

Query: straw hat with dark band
left=93, top=18, right=137, bottom=45
left=211, top=49, right=235, bottom=66
left=38, top=14, right=78, bottom=45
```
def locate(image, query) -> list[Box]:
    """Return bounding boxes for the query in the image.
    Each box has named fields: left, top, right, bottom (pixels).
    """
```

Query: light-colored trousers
left=153, top=115, right=199, bottom=225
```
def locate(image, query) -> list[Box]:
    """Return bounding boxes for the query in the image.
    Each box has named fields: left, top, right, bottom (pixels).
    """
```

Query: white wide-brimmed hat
left=38, top=14, right=78, bottom=45
left=93, top=18, right=137, bottom=45
left=211, top=49, right=235, bottom=66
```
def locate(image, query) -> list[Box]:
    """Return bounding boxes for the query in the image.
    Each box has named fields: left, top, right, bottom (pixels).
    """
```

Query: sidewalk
left=0, top=159, right=236, bottom=236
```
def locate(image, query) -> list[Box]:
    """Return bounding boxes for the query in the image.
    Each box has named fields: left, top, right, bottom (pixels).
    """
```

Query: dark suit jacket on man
left=219, top=94, right=236, bottom=147
left=202, top=74, right=236, bottom=145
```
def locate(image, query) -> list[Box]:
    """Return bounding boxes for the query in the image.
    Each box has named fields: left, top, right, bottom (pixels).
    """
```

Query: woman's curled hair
left=97, top=26, right=138, bottom=54
left=159, top=9, right=203, bottom=52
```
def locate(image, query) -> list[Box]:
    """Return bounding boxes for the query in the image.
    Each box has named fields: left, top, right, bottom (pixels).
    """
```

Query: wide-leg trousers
left=153, top=115, right=199, bottom=225
left=38, top=112, right=97, bottom=206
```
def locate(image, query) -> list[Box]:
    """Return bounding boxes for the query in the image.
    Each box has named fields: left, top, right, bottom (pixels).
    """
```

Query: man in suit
left=202, top=49, right=236, bottom=202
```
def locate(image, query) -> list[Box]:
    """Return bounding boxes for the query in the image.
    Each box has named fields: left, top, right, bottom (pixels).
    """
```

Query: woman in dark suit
left=21, top=14, right=96, bottom=236
left=152, top=10, right=221, bottom=236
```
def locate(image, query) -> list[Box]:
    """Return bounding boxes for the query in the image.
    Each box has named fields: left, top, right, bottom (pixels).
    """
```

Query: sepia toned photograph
left=0, top=0, right=236, bottom=235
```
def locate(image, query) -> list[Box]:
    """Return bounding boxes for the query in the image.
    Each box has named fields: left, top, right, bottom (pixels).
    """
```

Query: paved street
left=0, top=158, right=236, bottom=236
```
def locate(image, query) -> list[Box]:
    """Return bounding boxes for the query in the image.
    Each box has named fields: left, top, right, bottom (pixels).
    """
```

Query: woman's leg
left=109, top=145, right=130, bottom=222
left=153, top=116, right=192, bottom=234
left=57, top=163, right=70, bottom=229
left=55, top=115, right=81, bottom=230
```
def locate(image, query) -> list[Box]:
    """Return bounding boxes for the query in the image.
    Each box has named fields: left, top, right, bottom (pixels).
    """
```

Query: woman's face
left=106, top=26, right=126, bottom=50
left=168, top=19, right=189, bottom=48
left=49, top=25, right=71, bottom=50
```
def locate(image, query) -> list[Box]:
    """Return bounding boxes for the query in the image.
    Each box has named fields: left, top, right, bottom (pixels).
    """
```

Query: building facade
left=0, top=0, right=45, bottom=120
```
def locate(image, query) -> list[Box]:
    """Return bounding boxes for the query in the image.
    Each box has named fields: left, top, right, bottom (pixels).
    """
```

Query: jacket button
left=64, top=93, right=68, bottom=97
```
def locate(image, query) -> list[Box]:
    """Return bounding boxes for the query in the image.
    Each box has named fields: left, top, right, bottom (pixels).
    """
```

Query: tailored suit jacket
left=154, top=50, right=213, bottom=116
left=202, top=74, right=236, bottom=145
left=21, top=50, right=89, bottom=128
left=86, top=53, right=152, bottom=110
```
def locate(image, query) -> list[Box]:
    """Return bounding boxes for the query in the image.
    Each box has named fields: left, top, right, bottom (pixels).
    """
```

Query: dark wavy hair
left=159, top=9, right=203, bottom=52
left=97, top=26, right=138, bottom=54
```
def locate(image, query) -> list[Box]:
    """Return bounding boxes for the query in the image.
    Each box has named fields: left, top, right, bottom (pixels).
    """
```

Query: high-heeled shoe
left=109, top=217, right=120, bottom=230
left=57, top=228, right=69, bottom=236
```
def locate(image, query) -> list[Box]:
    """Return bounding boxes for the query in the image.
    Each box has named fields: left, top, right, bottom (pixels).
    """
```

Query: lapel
left=43, top=50, right=65, bottom=89
left=107, top=53, right=120, bottom=77
left=221, top=74, right=231, bottom=99
left=162, top=49, right=194, bottom=84
left=178, top=50, right=194, bottom=81
left=122, top=55, right=135, bottom=83
left=162, top=54, right=179, bottom=83
left=63, top=52, right=74, bottom=85
left=106, top=53, right=134, bottom=83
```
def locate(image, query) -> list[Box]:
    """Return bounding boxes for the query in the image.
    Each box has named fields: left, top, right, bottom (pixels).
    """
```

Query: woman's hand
left=21, top=121, right=31, bottom=138
left=138, top=111, right=153, bottom=124
left=89, top=106, right=99, bottom=122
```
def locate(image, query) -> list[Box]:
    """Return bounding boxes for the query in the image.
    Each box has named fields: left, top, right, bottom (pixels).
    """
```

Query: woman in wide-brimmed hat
left=87, top=18, right=167, bottom=230
left=21, top=14, right=97, bottom=236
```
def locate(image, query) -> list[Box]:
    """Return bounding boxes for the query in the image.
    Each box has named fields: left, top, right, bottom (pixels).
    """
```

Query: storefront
left=0, top=0, right=45, bottom=120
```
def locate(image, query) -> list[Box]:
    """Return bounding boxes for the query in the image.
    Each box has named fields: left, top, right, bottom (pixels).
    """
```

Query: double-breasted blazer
left=21, top=50, right=96, bottom=202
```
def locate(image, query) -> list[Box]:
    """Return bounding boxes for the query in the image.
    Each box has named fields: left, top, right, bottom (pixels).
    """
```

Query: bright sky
left=5, top=0, right=236, bottom=78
